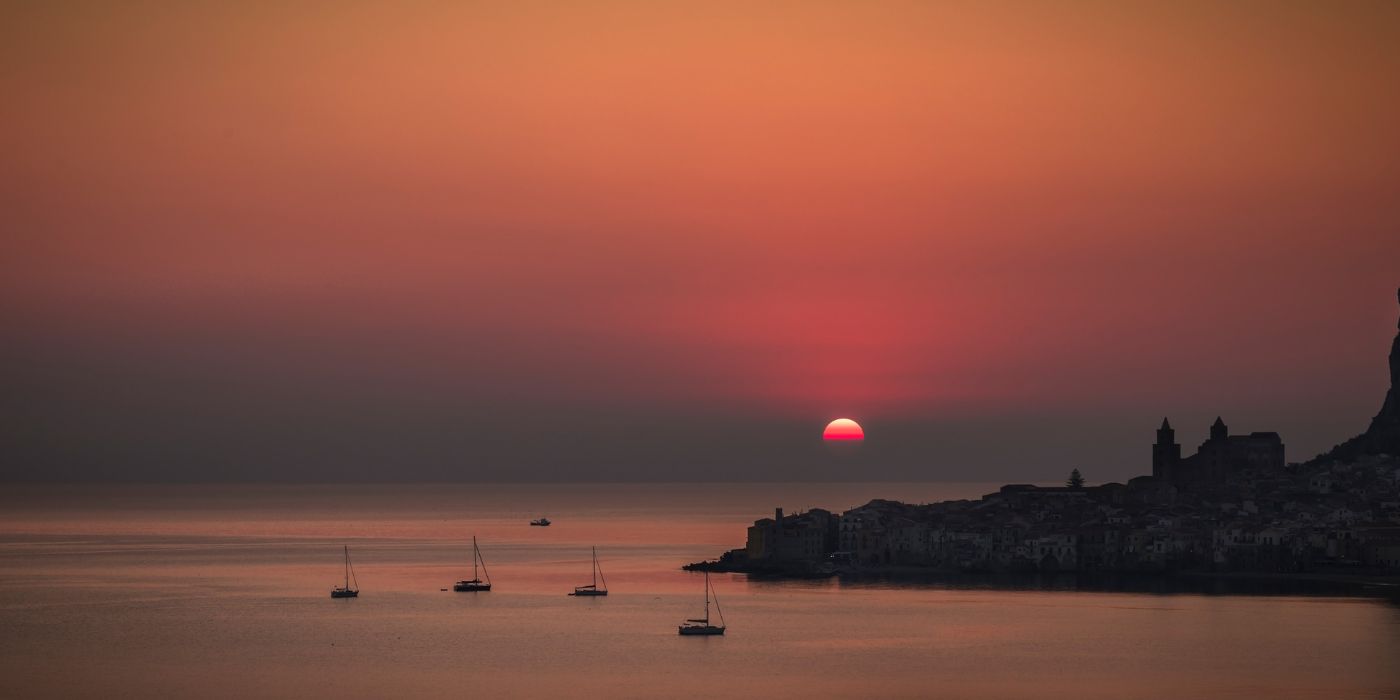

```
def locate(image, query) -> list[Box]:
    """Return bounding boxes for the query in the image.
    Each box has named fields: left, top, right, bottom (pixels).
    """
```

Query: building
left=746, top=508, right=837, bottom=566
left=1152, top=417, right=1285, bottom=487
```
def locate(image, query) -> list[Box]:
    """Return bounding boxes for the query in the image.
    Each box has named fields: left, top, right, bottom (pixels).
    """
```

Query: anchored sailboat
left=678, top=570, right=725, bottom=635
left=330, top=545, right=359, bottom=598
left=453, top=536, right=492, bottom=592
left=569, top=546, right=608, bottom=596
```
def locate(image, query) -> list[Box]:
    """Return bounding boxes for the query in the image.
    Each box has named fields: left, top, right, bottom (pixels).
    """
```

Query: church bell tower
left=1153, top=417, right=1180, bottom=480
left=1210, top=416, right=1228, bottom=442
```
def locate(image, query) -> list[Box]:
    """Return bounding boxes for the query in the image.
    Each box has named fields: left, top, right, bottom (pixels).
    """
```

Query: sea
left=1, top=482, right=1397, bottom=699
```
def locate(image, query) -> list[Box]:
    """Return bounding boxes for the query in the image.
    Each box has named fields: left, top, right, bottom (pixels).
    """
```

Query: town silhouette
left=696, top=290, right=1400, bottom=581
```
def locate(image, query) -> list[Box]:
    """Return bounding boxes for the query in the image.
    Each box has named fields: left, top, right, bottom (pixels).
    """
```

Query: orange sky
left=2, top=2, right=1399, bottom=480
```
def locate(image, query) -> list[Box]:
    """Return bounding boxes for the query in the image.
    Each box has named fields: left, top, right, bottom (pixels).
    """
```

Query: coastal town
left=692, top=291, right=1400, bottom=579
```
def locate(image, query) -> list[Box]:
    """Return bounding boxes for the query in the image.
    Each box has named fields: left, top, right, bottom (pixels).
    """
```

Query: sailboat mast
left=472, top=536, right=479, bottom=580
left=704, top=570, right=710, bottom=623
left=592, top=546, right=598, bottom=588
left=711, top=576, right=724, bottom=627
left=343, top=545, right=349, bottom=589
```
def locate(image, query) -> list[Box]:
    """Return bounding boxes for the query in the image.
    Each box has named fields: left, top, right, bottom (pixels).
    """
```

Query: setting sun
left=823, top=418, right=865, bottom=441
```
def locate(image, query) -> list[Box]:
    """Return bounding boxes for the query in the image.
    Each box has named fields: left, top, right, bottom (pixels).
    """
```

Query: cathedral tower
left=1153, top=417, right=1181, bottom=480
left=1210, top=416, right=1228, bottom=442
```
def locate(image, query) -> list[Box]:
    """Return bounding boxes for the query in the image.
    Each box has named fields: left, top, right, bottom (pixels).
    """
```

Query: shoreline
left=687, top=561, right=1400, bottom=596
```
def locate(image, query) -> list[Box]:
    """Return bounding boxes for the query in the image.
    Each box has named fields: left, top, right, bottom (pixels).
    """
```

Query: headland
left=687, top=289, right=1400, bottom=588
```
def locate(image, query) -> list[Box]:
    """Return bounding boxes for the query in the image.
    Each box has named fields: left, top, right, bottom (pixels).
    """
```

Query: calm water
left=2, top=483, right=1398, bottom=699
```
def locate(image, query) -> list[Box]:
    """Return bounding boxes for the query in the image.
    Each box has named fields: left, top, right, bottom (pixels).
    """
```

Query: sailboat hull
left=679, top=570, right=723, bottom=635
left=458, top=537, right=493, bottom=591
left=678, top=625, right=724, bottom=636
left=570, top=547, right=608, bottom=596
left=332, top=545, right=359, bottom=598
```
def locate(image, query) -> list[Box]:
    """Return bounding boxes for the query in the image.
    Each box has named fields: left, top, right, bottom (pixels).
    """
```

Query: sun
left=823, top=418, right=864, bottom=441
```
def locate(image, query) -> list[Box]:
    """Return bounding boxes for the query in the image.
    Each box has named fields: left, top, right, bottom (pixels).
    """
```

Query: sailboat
left=569, top=546, right=608, bottom=596
left=678, top=570, right=725, bottom=635
left=453, top=536, right=492, bottom=592
left=330, top=545, right=359, bottom=598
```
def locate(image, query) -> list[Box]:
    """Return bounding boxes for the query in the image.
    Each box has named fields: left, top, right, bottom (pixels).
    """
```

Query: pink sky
left=2, top=2, right=1398, bottom=481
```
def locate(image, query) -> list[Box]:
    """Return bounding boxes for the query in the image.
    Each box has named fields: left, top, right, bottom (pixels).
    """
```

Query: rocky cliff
left=1311, top=287, right=1400, bottom=464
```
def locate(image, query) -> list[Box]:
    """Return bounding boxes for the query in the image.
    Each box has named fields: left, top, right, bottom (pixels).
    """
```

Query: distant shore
left=685, top=560, right=1400, bottom=597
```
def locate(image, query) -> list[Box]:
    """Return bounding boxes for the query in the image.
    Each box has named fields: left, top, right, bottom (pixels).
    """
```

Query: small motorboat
left=530, top=517, right=551, bottom=526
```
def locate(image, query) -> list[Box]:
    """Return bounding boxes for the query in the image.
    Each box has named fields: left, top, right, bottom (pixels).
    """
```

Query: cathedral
left=1152, top=416, right=1285, bottom=486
